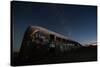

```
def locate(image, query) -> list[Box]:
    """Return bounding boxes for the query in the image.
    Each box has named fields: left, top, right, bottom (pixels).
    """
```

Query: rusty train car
left=19, top=26, right=82, bottom=60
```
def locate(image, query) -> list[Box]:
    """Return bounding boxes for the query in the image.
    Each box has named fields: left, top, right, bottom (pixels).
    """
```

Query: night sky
left=11, top=1, right=97, bottom=52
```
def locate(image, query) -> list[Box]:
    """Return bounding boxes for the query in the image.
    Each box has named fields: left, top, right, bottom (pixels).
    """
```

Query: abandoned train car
left=19, top=26, right=82, bottom=60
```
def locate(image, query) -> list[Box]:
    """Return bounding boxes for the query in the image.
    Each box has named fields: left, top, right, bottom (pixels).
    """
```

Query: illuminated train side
left=19, top=26, right=82, bottom=60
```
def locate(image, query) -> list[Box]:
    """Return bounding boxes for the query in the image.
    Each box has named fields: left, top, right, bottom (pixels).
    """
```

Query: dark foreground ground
left=11, top=46, right=97, bottom=66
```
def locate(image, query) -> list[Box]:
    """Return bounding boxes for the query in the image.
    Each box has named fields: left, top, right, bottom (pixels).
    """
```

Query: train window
left=49, top=34, right=55, bottom=42
left=63, top=43, right=67, bottom=50
left=60, top=45, right=64, bottom=52
left=65, top=45, right=68, bottom=50
left=49, top=41, right=55, bottom=48
left=34, top=31, right=49, bottom=45
left=66, top=43, right=72, bottom=50
left=34, top=31, right=44, bottom=39
left=34, top=31, right=39, bottom=38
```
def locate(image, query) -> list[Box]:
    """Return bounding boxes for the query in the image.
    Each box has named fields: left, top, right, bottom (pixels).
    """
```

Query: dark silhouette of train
left=19, top=26, right=82, bottom=61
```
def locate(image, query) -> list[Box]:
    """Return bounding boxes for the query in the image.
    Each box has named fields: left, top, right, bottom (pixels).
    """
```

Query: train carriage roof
left=28, top=26, right=80, bottom=44
left=29, top=26, right=69, bottom=39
